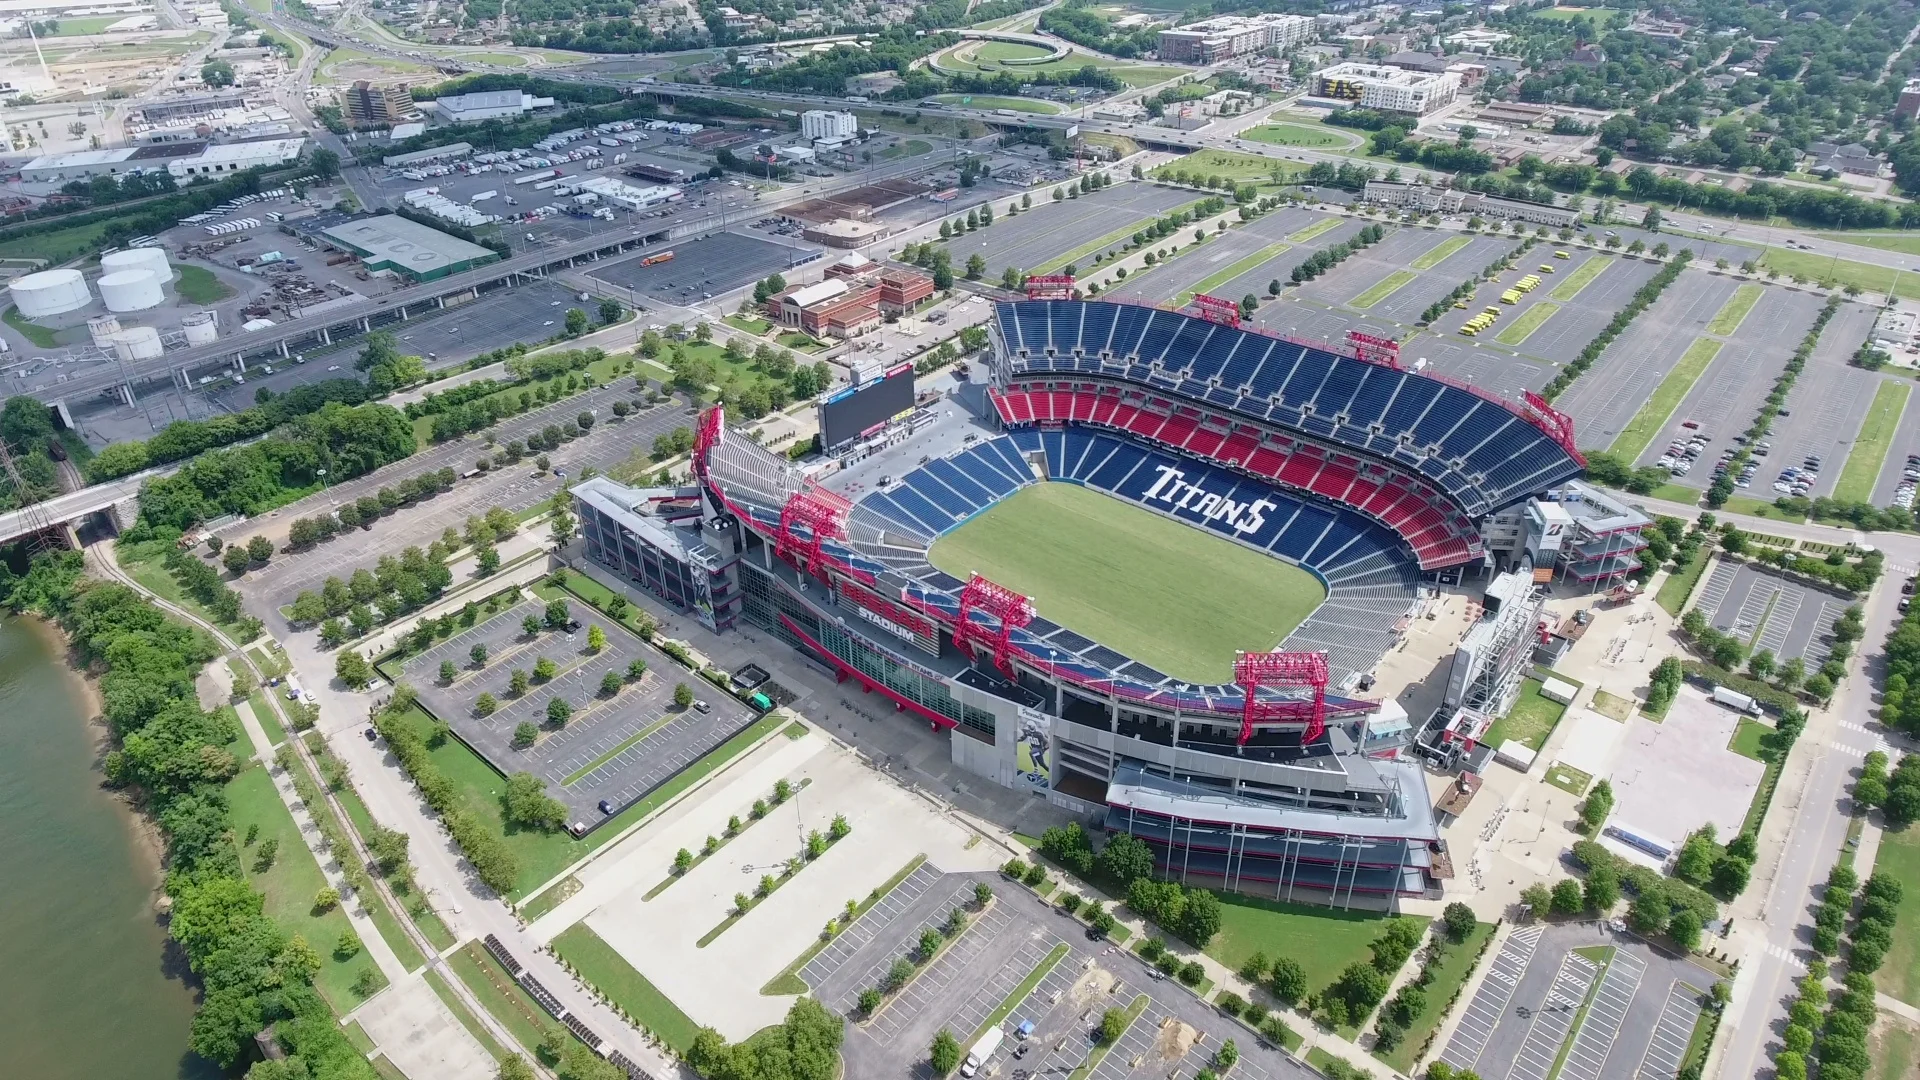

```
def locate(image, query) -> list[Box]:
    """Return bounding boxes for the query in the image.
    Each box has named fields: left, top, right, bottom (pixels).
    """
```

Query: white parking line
left=1635, top=982, right=1705, bottom=1080
left=1439, top=925, right=1544, bottom=1071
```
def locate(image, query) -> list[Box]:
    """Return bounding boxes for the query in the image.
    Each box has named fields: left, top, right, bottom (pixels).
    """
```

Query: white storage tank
left=182, top=310, right=219, bottom=346
left=87, top=314, right=122, bottom=346
left=109, top=325, right=163, bottom=361
left=9, top=268, right=91, bottom=318
left=100, top=270, right=164, bottom=313
left=101, top=247, right=171, bottom=282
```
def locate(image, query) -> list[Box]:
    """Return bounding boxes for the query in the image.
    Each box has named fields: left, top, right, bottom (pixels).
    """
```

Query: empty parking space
left=799, top=862, right=943, bottom=990
left=1441, top=924, right=1545, bottom=1071
left=1417, top=339, right=1550, bottom=398
left=1694, top=561, right=1850, bottom=666
left=966, top=183, right=1206, bottom=279
left=1634, top=286, right=1824, bottom=478
left=1763, top=302, right=1877, bottom=499
left=1123, top=206, right=1356, bottom=306
left=1553, top=272, right=1735, bottom=451
left=863, top=902, right=1017, bottom=1041
left=816, top=880, right=977, bottom=1011
left=1507, top=951, right=1602, bottom=1080
left=589, top=230, right=821, bottom=304
left=1358, top=233, right=1520, bottom=325
left=1633, top=983, right=1704, bottom=1080
left=388, top=279, right=589, bottom=367
left=406, top=598, right=759, bottom=825
left=1558, top=952, right=1645, bottom=1080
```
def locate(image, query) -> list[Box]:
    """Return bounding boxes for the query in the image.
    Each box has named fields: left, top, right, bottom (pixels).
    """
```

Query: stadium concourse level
left=988, top=300, right=1586, bottom=523
left=697, top=411, right=1385, bottom=717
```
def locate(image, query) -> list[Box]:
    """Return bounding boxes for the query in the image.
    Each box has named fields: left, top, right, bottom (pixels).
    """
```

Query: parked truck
left=1711, top=686, right=1763, bottom=715
left=961, top=1028, right=1003, bottom=1078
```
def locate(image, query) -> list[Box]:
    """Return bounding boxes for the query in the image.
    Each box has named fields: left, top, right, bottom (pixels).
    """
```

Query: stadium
left=576, top=294, right=1616, bottom=907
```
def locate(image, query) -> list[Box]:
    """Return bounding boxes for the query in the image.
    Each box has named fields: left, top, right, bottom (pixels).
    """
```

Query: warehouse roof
left=321, top=214, right=495, bottom=277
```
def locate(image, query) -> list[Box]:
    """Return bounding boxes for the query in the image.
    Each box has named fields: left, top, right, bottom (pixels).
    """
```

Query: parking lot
left=1552, top=271, right=1738, bottom=451
left=1756, top=301, right=1880, bottom=499
left=406, top=597, right=759, bottom=825
left=801, top=871, right=1318, bottom=1080
left=1639, top=286, right=1825, bottom=482
left=1317, top=231, right=1519, bottom=327
left=1440, top=923, right=1718, bottom=1080
left=1692, top=560, right=1849, bottom=666
left=238, top=387, right=695, bottom=614
left=1122, top=206, right=1361, bottom=307
left=588, top=230, right=822, bottom=304
left=962, top=182, right=1204, bottom=280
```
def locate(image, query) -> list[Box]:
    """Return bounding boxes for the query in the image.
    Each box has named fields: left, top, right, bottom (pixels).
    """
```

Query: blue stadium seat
left=926, top=457, right=997, bottom=505
left=1016, top=305, right=1051, bottom=352
left=1080, top=303, right=1119, bottom=354
left=1136, top=310, right=1182, bottom=364
left=1110, top=305, right=1155, bottom=359
left=1343, top=370, right=1396, bottom=428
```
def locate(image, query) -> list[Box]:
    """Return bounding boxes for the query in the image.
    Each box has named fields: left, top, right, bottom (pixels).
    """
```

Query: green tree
left=440, top=659, right=458, bottom=684
left=510, top=669, right=530, bottom=696
left=201, top=59, right=235, bottom=86
left=503, top=772, right=568, bottom=831
left=336, top=651, right=372, bottom=689
left=1268, top=956, right=1307, bottom=1005
left=546, top=697, right=573, bottom=726
left=675, top=682, right=695, bottom=708
left=564, top=308, right=590, bottom=336
left=534, top=656, right=557, bottom=682
left=587, top=625, right=607, bottom=653
left=1097, top=1008, right=1128, bottom=1044
left=471, top=643, right=489, bottom=667
left=931, top=1029, right=962, bottom=1074
left=600, top=669, right=622, bottom=696
left=476, top=692, right=498, bottom=717
left=512, top=721, right=538, bottom=749
left=1442, top=901, right=1477, bottom=942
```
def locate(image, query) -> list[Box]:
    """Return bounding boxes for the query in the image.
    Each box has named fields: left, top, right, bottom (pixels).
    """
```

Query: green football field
left=927, top=483, right=1326, bottom=683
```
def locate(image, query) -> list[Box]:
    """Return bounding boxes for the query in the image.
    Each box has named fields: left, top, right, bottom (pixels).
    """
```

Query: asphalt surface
left=1639, top=285, right=1825, bottom=478
left=1439, top=922, right=1718, bottom=1080
left=1121, top=207, right=1360, bottom=306
left=1761, top=300, right=1881, bottom=500
left=406, top=597, right=757, bottom=824
left=1691, top=560, right=1849, bottom=667
left=1551, top=271, right=1739, bottom=452
left=959, top=183, right=1203, bottom=280
left=1328, top=231, right=1519, bottom=327
left=588, top=230, right=823, bottom=305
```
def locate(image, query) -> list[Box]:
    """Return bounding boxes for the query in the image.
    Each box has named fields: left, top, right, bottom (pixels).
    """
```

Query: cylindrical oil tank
left=182, top=310, right=219, bottom=346
left=101, top=246, right=172, bottom=282
left=110, top=325, right=164, bottom=362
left=100, top=269, right=163, bottom=313
left=9, top=268, right=90, bottom=318
left=87, top=314, right=122, bottom=346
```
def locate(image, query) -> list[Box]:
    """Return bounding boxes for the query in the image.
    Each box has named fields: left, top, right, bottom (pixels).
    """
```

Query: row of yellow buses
left=1460, top=306, right=1503, bottom=335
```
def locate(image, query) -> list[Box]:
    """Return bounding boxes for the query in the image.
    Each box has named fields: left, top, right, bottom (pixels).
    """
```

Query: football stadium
left=573, top=295, right=1648, bottom=907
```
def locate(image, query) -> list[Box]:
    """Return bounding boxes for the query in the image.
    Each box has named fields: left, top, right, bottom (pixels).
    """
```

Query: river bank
left=0, top=613, right=219, bottom=1080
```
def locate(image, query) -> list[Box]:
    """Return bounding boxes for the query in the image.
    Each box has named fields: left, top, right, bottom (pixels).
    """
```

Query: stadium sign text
left=1141, top=465, right=1277, bottom=536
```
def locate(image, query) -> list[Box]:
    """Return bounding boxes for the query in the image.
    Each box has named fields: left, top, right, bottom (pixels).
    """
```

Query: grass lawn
left=1834, top=379, right=1910, bottom=503
left=1350, top=270, right=1416, bottom=309
left=1410, top=234, right=1471, bottom=271
left=1729, top=717, right=1769, bottom=761
left=1870, top=1019, right=1917, bottom=1080
left=4, top=305, right=59, bottom=348
left=0, top=218, right=114, bottom=263
left=1872, top=823, right=1920, bottom=1005
left=929, top=93, right=1062, bottom=114
left=1656, top=551, right=1712, bottom=616
left=1706, top=284, right=1764, bottom=336
left=1173, top=239, right=1292, bottom=304
left=776, top=332, right=825, bottom=352
left=1532, top=5, right=1622, bottom=25
left=174, top=264, right=234, bottom=303
left=1544, top=763, right=1594, bottom=797
left=1756, top=246, right=1920, bottom=301
left=552, top=924, right=701, bottom=1053
left=1374, top=922, right=1496, bottom=1074
left=928, top=482, right=1325, bottom=683
left=1240, top=123, right=1352, bottom=149
left=115, top=537, right=263, bottom=644
left=1548, top=256, right=1613, bottom=302
left=1204, top=893, right=1425, bottom=992
left=388, top=701, right=786, bottom=900
left=1151, top=150, right=1303, bottom=187
left=721, top=312, right=770, bottom=333
left=226, top=764, right=388, bottom=1012
left=1482, top=678, right=1568, bottom=752
left=1814, top=232, right=1920, bottom=257
left=1287, top=217, right=1346, bottom=244
left=1610, top=337, right=1724, bottom=460
left=1590, top=689, right=1637, bottom=722
left=1495, top=301, right=1562, bottom=346
left=976, top=40, right=1054, bottom=62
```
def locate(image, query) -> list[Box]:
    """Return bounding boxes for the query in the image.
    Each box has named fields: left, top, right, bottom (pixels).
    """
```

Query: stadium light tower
left=1025, top=275, right=1076, bottom=301
left=775, top=487, right=852, bottom=580
left=954, top=574, right=1035, bottom=679
left=1234, top=650, right=1331, bottom=747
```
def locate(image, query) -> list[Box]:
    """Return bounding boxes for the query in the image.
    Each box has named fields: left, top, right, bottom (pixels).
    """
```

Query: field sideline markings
left=1348, top=270, right=1417, bottom=309
left=1028, top=198, right=1204, bottom=275
left=1705, top=283, right=1764, bottom=336
left=1608, top=336, right=1724, bottom=461
left=1286, top=216, right=1345, bottom=244
left=1547, top=255, right=1614, bottom=302
left=1409, top=234, right=1471, bottom=271
left=1494, top=301, right=1562, bottom=346
left=1832, top=378, right=1912, bottom=503
left=1173, top=240, right=1294, bottom=304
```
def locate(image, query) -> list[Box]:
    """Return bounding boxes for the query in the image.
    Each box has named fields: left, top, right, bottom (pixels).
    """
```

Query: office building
left=800, top=110, right=858, bottom=141
left=345, top=80, right=417, bottom=127
left=1899, top=78, right=1920, bottom=120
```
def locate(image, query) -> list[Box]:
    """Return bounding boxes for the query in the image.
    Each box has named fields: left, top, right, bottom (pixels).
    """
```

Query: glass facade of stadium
left=721, top=530, right=1438, bottom=904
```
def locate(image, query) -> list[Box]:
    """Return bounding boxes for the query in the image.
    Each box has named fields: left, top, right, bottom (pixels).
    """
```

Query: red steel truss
left=775, top=487, right=852, bottom=579
left=954, top=574, right=1035, bottom=679
left=1347, top=330, right=1403, bottom=370
left=1026, top=275, right=1077, bottom=301
left=1235, top=650, right=1330, bottom=746
left=1522, top=391, right=1586, bottom=466
left=693, top=405, right=726, bottom=475
left=1190, top=294, right=1241, bottom=328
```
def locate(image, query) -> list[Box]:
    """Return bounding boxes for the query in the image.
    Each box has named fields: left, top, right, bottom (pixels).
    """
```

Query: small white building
left=800, top=110, right=858, bottom=142
left=775, top=145, right=817, bottom=164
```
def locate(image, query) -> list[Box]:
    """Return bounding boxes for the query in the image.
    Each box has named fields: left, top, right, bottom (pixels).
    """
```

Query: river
left=0, top=616, right=220, bottom=1080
